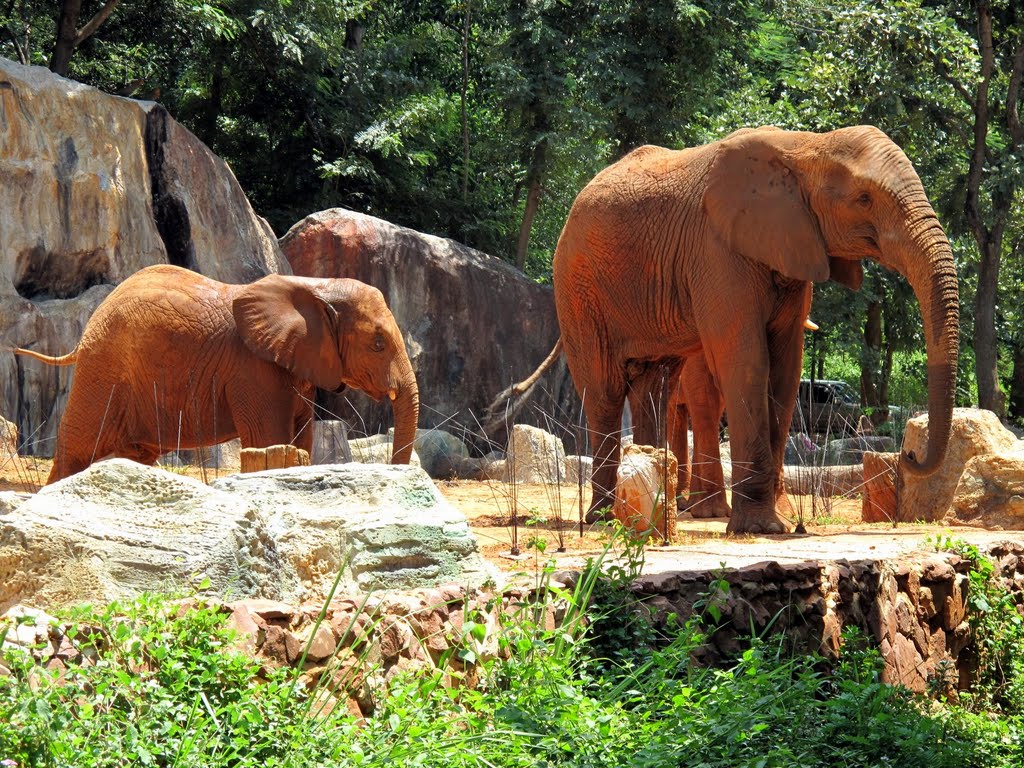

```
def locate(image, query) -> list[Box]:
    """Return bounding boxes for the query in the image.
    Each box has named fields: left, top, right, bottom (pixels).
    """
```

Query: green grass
left=2, top=534, right=1023, bottom=768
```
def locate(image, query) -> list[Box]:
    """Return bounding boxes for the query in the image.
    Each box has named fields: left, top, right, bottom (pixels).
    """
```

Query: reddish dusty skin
left=546, top=125, right=959, bottom=534
left=16, top=264, right=419, bottom=483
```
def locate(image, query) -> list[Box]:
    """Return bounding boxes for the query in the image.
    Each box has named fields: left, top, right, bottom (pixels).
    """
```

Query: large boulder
left=279, top=208, right=579, bottom=449
left=506, top=424, right=566, bottom=484
left=212, top=465, right=493, bottom=595
left=0, top=459, right=283, bottom=611
left=613, top=444, right=677, bottom=541
left=0, top=459, right=495, bottom=609
left=900, top=408, right=1021, bottom=521
left=951, top=446, right=1024, bottom=528
left=0, top=59, right=289, bottom=456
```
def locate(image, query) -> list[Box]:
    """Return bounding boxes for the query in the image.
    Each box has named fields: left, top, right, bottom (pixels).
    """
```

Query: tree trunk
left=1010, top=341, right=1024, bottom=424
left=514, top=138, right=547, bottom=270
left=50, top=0, right=82, bottom=76
left=974, top=238, right=1004, bottom=415
left=50, top=0, right=121, bottom=76
left=460, top=0, right=471, bottom=206
left=860, top=298, right=883, bottom=408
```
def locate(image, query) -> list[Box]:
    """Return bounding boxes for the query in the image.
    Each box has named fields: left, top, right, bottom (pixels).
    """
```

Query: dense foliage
left=3, top=540, right=1024, bottom=767
left=1, top=0, right=1022, bottom=417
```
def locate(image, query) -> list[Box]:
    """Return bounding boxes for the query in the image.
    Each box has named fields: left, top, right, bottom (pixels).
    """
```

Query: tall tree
left=954, top=0, right=1024, bottom=416
left=50, top=0, right=120, bottom=76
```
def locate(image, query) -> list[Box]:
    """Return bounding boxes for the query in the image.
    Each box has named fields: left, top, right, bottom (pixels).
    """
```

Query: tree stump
left=862, top=451, right=900, bottom=523
left=613, top=444, right=678, bottom=543
left=240, top=445, right=311, bottom=473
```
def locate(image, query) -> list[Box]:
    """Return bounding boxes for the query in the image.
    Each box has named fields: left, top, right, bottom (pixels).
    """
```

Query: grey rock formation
left=211, top=465, right=493, bottom=595
left=0, top=59, right=288, bottom=456
left=0, top=459, right=283, bottom=611
left=280, top=208, right=579, bottom=451
left=0, top=459, right=494, bottom=609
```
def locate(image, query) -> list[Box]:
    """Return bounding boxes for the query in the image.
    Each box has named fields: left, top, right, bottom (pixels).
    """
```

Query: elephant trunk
left=895, top=209, right=960, bottom=476
left=389, top=360, right=420, bottom=465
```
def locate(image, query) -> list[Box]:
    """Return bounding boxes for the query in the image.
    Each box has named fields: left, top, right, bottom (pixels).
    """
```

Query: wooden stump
left=240, top=444, right=311, bottom=473
left=613, top=444, right=678, bottom=543
left=862, top=451, right=900, bottom=523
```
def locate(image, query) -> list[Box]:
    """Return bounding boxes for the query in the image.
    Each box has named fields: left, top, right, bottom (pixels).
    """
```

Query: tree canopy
left=2, top=0, right=1022, bottom=419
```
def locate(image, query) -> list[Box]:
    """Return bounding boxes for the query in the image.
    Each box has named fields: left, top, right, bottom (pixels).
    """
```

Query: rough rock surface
left=313, top=420, right=352, bottom=464
left=0, top=459, right=493, bottom=609
left=952, top=447, right=1024, bottom=528
left=505, top=424, right=567, bottom=484
left=0, top=59, right=288, bottom=456
left=349, top=431, right=422, bottom=467
left=1, top=415, right=17, bottom=459
left=279, top=208, right=578, bottom=449
left=211, top=465, right=493, bottom=596
left=0, top=459, right=282, bottom=611
left=901, top=408, right=1021, bottom=521
left=613, top=444, right=677, bottom=541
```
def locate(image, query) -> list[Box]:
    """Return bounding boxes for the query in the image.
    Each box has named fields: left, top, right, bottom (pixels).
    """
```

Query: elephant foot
left=682, top=493, right=731, bottom=519
left=726, top=507, right=791, bottom=535
left=586, top=491, right=616, bottom=524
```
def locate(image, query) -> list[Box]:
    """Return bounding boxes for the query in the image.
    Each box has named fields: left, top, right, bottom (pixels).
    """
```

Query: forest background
left=3, top=0, right=1022, bottom=424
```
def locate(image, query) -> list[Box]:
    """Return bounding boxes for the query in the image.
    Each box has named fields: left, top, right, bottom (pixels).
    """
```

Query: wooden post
left=862, top=451, right=900, bottom=523
left=240, top=444, right=311, bottom=473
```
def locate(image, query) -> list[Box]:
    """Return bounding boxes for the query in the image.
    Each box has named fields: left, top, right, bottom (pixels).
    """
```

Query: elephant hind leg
left=581, top=379, right=628, bottom=522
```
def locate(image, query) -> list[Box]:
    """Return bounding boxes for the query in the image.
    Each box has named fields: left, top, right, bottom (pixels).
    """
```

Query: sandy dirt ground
left=2, top=455, right=1014, bottom=581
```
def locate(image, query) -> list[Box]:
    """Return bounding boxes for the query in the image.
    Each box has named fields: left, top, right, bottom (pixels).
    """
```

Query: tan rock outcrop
left=951, top=447, right=1024, bottom=528
left=900, top=408, right=1020, bottom=521
left=0, top=59, right=288, bottom=457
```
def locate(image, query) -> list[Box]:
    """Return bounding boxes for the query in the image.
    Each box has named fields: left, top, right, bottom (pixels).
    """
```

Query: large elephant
left=15, top=264, right=420, bottom=483
left=548, top=125, right=958, bottom=534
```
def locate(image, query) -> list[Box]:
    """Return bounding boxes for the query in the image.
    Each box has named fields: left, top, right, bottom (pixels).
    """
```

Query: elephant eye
left=373, top=333, right=386, bottom=352
left=856, top=191, right=872, bottom=208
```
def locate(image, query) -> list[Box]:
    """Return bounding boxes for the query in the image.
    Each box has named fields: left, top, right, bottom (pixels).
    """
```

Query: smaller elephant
left=630, top=316, right=820, bottom=520
left=15, top=264, right=420, bottom=484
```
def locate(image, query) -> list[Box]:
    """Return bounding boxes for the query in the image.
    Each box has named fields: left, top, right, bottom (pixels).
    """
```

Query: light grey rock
left=349, top=431, right=421, bottom=467
left=0, top=459, right=283, bottom=612
left=159, top=439, right=242, bottom=470
left=822, top=436, right=896, bottom=465
left=413, top=428, right=470, bottom=478
left=506, top=424, right=566, bottom=484
left=313, top=420, right=352, bottom=464
left=212, top=464, right=494, bottom=595
left=563, top=455, right=593, bottom=486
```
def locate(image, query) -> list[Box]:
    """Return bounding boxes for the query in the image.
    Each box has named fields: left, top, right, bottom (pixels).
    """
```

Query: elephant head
left=232, top=275, right=420, bottom=464
left=704, top=125, right=959, bottom=475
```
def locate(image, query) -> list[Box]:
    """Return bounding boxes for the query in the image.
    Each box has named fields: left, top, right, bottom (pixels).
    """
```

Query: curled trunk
left=898, top=216, right=960, bottom=475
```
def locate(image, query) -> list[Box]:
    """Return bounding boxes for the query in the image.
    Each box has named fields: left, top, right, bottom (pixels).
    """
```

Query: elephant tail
left=482, top=338, right=563, bottom=435
left=13, top=347, right=79, bottom=367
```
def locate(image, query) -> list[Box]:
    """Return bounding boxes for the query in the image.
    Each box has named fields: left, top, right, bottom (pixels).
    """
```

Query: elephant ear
left=232, top=274, right=345, bottom=390
left=829, top=257, right=863, bottom=290
left=704, top=131, right=829, bottom=282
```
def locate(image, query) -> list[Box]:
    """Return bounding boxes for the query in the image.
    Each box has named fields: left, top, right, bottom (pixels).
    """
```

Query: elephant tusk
left=804, top=318, right=819, bottom=332
left=388, top=388, right=398, bottom=401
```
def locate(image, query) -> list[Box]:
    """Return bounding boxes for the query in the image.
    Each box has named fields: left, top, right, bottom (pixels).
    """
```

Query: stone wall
left=6, top=543, right=1024, bottom=716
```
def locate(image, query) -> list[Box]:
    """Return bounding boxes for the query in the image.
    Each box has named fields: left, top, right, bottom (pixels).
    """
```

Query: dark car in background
left=790, top=379, right=862, bottom=435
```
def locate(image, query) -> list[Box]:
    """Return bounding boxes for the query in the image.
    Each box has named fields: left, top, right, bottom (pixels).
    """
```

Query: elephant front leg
left=714, top=345, right=791, bottom=535
left=767, top=313, right=810, bottom=521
